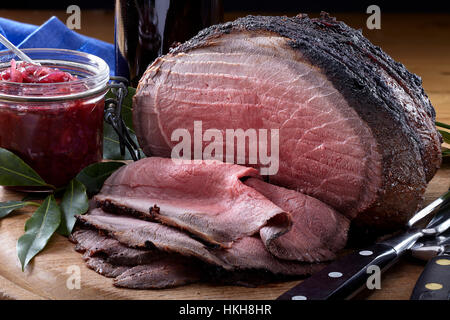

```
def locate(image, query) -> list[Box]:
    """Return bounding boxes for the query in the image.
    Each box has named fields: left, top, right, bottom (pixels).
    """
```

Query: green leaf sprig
left=57, top=179, right=89, bottom=237
left=436, top=121, right=450, bottom=158
left=17, top=195, right=61, bottom=271
left=0, top=148, right=54, bottom=189
left=76, top=161, right=125, bottom=196
left=0, top=201, right=40, bottom=219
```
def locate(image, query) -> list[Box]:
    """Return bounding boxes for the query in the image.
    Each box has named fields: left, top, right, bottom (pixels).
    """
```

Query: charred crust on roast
left=96, top=199, right=151, bottom=222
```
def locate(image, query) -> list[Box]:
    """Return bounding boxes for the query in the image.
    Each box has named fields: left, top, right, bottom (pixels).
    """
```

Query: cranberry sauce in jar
left=0, top=49, right=110, bottom=187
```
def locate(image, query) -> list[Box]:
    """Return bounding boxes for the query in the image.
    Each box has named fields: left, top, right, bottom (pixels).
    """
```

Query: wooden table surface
left=0, top=10, right=449, bottom=300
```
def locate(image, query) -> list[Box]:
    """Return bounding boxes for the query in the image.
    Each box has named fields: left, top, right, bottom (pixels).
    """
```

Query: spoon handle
left=0, top=34, right=39, bottom=65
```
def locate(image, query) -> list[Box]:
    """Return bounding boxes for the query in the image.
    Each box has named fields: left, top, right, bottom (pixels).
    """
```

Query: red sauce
left=0, top=59, right=77, bottom=83
left=0, top=60, right=104, bottom=187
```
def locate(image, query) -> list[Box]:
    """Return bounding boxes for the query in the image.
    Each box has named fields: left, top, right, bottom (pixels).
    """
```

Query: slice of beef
left=215, top=236, right=324, bottom=276
left=71, top=228, right=167, bottom=266
left=94, top=157, right=291, bottom=247
left=244, top=178, right=349, bottom=262
left=113, top=260, right=202, bottom=289
left=77, top=208, right=231, bottom=269
left=84, top=256, right=129, bottom=278
left=84, top=254, right=201, bottom=289
left=133, top=13, right=441, bottom=231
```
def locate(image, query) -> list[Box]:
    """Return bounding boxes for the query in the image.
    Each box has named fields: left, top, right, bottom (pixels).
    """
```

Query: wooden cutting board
left=0, top=163, right=448, bottom=300
left=0, top=164, right=450, bottom=299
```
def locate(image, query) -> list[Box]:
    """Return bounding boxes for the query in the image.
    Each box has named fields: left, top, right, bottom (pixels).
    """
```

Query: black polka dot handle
left=410, top=254, right=450, bottom=300
left=278, top=229, right=423, bottom=300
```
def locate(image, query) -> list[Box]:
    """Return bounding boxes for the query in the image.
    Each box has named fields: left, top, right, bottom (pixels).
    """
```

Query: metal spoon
left=0, top=33, right=40, bottom=65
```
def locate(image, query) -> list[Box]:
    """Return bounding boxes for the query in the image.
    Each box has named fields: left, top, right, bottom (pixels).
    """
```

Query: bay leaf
left=103, top=121, right=141, bottom=160
left=17, top=195, right=61, bottom=270
left=0, top=201, right=39, bottom=219
left=57, top=179, right=89, bottom=236
left=436, top=121, right=450, bottom=130
left=439, top=129, right=450, bottom=144
left=75, top=161, right=125, bottom=196
left=0, top=148, right=52, bottom=188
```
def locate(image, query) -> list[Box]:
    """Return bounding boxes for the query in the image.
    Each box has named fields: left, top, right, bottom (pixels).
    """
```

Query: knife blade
left=277, top=190, right=450, bottom=300
left=410, top=231, right=450, bottom=300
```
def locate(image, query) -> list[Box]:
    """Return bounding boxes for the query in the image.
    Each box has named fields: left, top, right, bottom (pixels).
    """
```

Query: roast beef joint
left=71, top=13, right=441, bottom=289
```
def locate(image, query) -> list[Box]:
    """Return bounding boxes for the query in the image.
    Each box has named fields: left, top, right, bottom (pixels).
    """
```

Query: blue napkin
left=0, top=16, right=115, bottom=75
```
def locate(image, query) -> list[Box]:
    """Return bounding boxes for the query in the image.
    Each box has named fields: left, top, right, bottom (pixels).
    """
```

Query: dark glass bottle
left=115, top=0, right=224, bottom=87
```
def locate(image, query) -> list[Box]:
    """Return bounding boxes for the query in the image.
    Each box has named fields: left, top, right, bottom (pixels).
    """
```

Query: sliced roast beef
left=77, top=208, right=231, bottom=269
left=94, top=157, right=291, bottom=247
left=133, top=13, right=441, bottom=231
left=71, top=226, right=203, bottom=288
left=76, top=208, right=324, bottom=276
left=244, top=178, right=349, bottom=262
left=72, top=224, right=322, bottom=289
left=215, top=236, right=324, bottom=276
left=84, top=255, right=201, bottom=288
left=113, top=260, right=202, bottom=289
left=93, top=157, right=350, bottom=262
left=84, top=256, right=129, bottom=278
left=71, top=228, right=167, bottom=266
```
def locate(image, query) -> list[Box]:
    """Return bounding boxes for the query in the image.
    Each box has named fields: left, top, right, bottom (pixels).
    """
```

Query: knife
left=410, top=229, right=450, bottom=300
left=277, top=190, right=450, bottom=300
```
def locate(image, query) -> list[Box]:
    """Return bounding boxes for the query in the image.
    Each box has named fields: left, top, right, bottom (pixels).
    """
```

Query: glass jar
left=0, top=49, right=110, bottom=187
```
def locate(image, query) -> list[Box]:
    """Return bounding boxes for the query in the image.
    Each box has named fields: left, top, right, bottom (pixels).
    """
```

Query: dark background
left=2, top=0, right=450, bottom=12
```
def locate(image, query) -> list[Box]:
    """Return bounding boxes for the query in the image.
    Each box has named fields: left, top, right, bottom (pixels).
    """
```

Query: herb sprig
left=437, top=121, right=450, bottom=158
